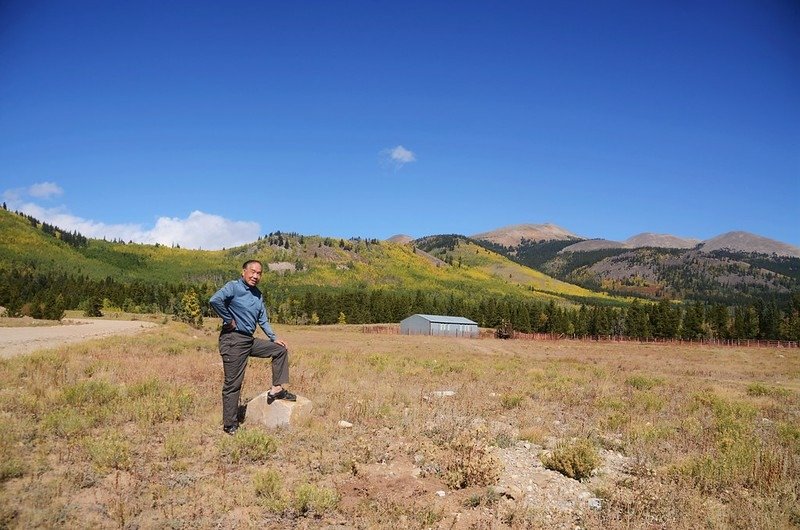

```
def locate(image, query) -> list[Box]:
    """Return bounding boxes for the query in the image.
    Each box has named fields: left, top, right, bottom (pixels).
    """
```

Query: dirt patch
left=0, top=318, right=158, bottom=359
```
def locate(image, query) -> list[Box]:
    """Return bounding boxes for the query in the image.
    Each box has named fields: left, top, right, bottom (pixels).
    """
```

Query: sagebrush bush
left=292, top=483, right=338, bottom=515
left=0, top=457, right=24, bottom=482
left=500, top=393, right=524, bottom=409
left=442, top=432, right=500, bottom=489
left=218, top=429, right=277, bottom=464
left=163, top=431, right=191, bottom=461
left=747, top=382, right=790, bottom=398
left=542, top=438, right=600, bottom=481
left=253, top=469, right=286, bottom=511
left=625, top=374, right=662, bottom=391
left=43, top=408, right=93, bottom=437
left=85, top=432, right=132, bottom=471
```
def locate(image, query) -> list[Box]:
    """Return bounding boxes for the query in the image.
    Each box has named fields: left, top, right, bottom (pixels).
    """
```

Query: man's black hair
left=242, top=259, right=263, bottom=269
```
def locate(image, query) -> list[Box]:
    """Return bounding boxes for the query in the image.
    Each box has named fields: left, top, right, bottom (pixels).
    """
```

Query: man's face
left=241, top=263, right=263, bottom=287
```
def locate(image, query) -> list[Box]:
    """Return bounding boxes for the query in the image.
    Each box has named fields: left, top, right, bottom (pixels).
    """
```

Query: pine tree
left=708, top=304, right=730, bottom=339
left=84, top=296, right=104, bottom=317
left=178, top=289, right=203, bottom=328
left=47, top=293, right=66, bottom=321
left=625, top=299, right=651, bottom=339
left=681, top=301, right=705, bottom=339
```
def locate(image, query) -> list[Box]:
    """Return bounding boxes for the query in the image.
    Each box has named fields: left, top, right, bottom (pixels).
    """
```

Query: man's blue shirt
left=209, top=278, right=277, bottom=341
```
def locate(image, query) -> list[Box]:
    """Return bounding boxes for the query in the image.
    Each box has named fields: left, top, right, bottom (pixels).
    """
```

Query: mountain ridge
left=472, top=223, right=798, bottom=258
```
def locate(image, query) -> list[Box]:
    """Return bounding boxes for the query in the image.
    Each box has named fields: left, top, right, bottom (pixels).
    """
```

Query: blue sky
left=1, top=1, right=798, bottom=249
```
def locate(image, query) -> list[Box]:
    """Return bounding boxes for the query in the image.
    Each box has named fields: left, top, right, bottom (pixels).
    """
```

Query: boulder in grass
left=245, top=392, right=313, bottom=429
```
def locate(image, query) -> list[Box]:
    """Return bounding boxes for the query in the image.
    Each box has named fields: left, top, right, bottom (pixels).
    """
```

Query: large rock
left=245, top=392, right=313, bottom=429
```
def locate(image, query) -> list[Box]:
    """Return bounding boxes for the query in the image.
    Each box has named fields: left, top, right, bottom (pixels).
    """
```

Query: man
left=210, top=259, right=296, bottom=435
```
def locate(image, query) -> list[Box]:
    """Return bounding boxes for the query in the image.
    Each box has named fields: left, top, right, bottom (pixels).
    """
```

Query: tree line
left=270, top=287, right=800, bottom=341
left=1, top=266, right=798, bottom=341
left=0, top=267, right=217, bottom=321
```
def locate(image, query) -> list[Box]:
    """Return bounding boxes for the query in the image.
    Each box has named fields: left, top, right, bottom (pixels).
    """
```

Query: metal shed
left=400, top=314, right=479, bottom=338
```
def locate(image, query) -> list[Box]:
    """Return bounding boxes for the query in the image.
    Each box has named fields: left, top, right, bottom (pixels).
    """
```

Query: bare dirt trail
left=0, top=319, right=159, bottom=359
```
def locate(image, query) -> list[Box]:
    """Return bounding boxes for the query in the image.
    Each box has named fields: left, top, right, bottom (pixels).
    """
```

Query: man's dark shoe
left=223, top=425, right=238, bottom=435
left=267, top=388, right=297, bottom=405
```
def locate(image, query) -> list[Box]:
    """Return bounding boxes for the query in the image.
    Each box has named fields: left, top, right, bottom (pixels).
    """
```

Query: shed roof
left=410, top=314, right=478, bottom=325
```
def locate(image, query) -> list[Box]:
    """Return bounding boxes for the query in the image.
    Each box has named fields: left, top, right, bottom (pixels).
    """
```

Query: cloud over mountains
left=3, top=183, right=260, bottom=250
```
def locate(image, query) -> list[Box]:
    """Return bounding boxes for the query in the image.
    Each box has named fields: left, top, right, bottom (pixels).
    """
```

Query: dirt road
left=0, top=319, right=159, bottom=359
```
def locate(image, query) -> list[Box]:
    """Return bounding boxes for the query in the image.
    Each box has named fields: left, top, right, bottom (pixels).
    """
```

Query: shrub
left=442, top=432, right=500, bottom=489
left=542, top=438, right=600, bottom=481
left=500, top=393, right=524, bottom=409
left=0, top=458, right=24, bottom=482
left=253, top=469, right=286, bottom=512
left=463, top=487, right=500, bottom=508
left=292, top=483, right=339, bottom=516
left=366, top=354, right=389, bottom=372
left=626, top=374, right=663, bottom=391
left=747, top=382, right=790, bottom=398
left=218, top=429, right=277, bottom=463
left=85, top=432, right=132, bottom=471
left=777, top=421, right=800, bottom=451
left=163, top=431, right=191, bottom=461
left=43, top=409, right=93, bottom=438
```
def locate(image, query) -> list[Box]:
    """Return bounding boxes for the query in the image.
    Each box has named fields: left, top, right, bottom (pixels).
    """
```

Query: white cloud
left=28, top=182, right=63, bottom=199
left=15, top=202, right=147, bottom=242
left=380, top=145, right=417, bottom=170
left=147, top=211, right=260, bottom=249
left=4, top=186, right=261, bottom=250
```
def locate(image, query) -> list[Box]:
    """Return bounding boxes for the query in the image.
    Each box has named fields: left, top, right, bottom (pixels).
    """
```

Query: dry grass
left=0, top=320, right=798, bottom=528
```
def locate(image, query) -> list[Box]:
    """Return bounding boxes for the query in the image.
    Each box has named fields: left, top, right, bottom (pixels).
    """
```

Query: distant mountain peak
left=386, top=234, right=414, bottom=244
left=472, top=223, right=580, bottom=247
left=625, top=233, right=700, bottom=249
left=699, top=231, right=800, bottom=258
left=559, top=239, right=629, bottom=253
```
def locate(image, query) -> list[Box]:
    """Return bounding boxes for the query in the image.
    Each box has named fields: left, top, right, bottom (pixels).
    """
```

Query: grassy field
left=1, top=321, right=798, bottom=528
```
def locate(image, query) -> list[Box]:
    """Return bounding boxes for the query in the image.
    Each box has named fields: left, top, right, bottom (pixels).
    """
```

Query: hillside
left=0, top=208, right=236, bottom=284
left=413, top=235, right=617, bottom=304
left=525, top=246, right=799, bottom=304
left=470, top=221, right=800, bottom=305
left=0, top=209, right=611, bottom=308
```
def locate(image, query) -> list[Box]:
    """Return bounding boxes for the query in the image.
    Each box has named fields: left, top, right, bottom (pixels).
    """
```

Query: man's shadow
left=237, top=403, right=248, bottom=424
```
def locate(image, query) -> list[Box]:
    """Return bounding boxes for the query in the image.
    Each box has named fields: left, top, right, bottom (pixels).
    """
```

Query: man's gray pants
left=219, top=331, right=289, bottom=428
